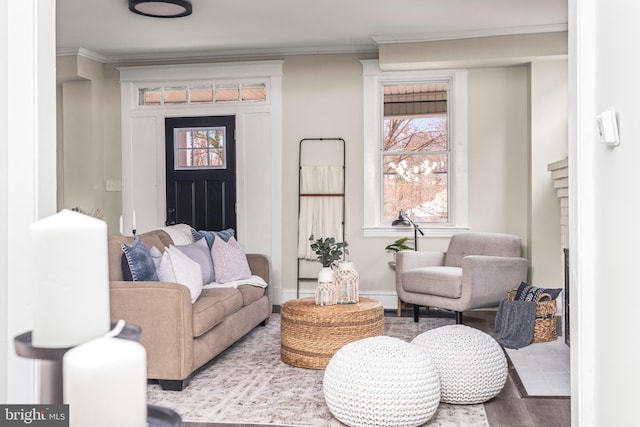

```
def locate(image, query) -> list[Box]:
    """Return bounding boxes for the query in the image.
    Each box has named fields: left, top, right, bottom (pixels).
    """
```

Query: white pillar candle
left=30, top=209, right=110, bottom=348
left=63, top=327, right=147, bottom=427
left=132, top=210, right=136, bottom=231
left=119, top=215, right=123, bottom=234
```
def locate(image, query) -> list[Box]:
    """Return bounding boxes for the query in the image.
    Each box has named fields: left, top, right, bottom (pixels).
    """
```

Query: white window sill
left=363, top=226, right=470, bottom=238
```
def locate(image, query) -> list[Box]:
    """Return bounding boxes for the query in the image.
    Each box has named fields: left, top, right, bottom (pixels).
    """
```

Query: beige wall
left=529, top=60, right=568, bottom=288
left=56, top=34, right=568, bottom=307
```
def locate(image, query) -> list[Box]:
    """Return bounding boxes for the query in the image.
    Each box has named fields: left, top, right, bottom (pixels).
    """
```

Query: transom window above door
left=138, top=83, right=267, bottom=106
left=173, top=127, right=226, bottom=169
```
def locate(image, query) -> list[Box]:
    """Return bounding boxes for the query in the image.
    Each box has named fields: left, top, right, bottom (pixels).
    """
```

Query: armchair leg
left=413, top=304, right=420, bottom=322
left=455, top=311, right=462, bottom=324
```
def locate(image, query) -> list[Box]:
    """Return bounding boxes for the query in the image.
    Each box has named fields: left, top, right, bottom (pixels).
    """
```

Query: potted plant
left=385, top=237, right=414, bottom=270
left=309, top=235, right=349, bottom=268
left=309, top=235, right=349, bottom=306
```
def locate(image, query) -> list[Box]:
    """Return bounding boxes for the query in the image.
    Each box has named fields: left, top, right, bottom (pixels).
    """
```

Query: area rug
left=147, top=314, right=489, bottom=426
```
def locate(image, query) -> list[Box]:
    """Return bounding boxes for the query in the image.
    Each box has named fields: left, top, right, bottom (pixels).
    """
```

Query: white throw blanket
left=203, top=275, right=268, bottom=289
left=297, top=165, right=344, bottom=260
left=161, top=224, right=194, bottom=245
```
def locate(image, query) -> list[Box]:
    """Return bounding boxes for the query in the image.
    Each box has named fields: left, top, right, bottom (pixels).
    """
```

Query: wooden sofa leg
left=158, top=378, right=190, bottom=391
left=260, top=317, right=270, bottom=326
left=455, top=311, right=462, bottom=324
left=413, top=304, right=420, bottom=322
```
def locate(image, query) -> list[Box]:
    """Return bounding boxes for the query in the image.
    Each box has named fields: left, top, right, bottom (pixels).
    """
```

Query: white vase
left=315, top=266, right=337, bottom=306
left=335, top=261, right=359, bottom=304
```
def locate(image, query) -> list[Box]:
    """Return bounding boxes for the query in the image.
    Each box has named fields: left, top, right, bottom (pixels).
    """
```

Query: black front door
left=165, top=115, right=236, bottom=231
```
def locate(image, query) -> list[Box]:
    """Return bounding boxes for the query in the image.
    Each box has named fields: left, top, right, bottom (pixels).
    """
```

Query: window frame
left=361, top=60, right=469, bottom=237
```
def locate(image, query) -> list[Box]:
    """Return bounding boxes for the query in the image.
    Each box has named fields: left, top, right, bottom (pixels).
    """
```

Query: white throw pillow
left=157, top=246, right=203, bottom=303
left=156, top=251, right=177, bottom=283
left=149, top=246, right=163, bottom=270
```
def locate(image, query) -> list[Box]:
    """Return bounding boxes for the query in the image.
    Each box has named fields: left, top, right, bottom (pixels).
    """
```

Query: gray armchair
left=395, top=232, right=529, bottom=324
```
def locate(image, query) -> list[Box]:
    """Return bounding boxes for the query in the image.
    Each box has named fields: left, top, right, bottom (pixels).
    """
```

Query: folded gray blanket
left=494, top=299, right=537, bottom=349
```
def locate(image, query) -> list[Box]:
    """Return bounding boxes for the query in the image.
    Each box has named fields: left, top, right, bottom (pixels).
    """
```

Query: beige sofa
left=108, top=229, right=272, bottom=391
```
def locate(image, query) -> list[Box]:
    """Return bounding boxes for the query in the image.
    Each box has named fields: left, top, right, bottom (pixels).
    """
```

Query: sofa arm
left=461, top=255, right=529, bottom=307
left=109, top=280, right=194, bottom=380
left=246, top=253, right=270, bottom=284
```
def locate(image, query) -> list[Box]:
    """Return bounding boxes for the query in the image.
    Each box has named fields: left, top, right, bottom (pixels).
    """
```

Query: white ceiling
left=56, top=0, right=568, bottom=63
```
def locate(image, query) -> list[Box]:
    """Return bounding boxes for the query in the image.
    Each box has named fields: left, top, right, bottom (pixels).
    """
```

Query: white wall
left=571, top=0, right=640, bottom=425
left=0, top=0, right=8, bottom=403
left=1, top=0, right=57, bottom=403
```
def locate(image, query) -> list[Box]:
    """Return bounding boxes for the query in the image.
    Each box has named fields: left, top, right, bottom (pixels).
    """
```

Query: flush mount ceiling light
left=129, top=0, right=192, bottom=18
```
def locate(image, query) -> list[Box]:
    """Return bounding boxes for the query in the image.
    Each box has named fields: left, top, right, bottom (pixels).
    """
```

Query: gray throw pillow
left=174, top=238, right=215, bottom=285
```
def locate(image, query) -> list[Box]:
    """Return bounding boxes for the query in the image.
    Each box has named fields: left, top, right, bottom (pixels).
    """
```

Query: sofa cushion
left=192, top=288, right=244, bottom=337
left=211, top=237, right=252, bottom=283
left=192, top=228, right=235, bottom=249
left=237, top=284, right=266, bottom=307
left=402, top=266, right=463, bottom=298
left=174, top=238, right=215, bottom=285
left=121, top=238, right=159, bottom=282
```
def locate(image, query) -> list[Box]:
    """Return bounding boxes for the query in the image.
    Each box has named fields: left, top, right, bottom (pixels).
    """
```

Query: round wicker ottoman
left=323, top=336, right=441, bottom=427
left=411, top=325, right=507, bottom=404
left=280, top=297, right=384, bottom=369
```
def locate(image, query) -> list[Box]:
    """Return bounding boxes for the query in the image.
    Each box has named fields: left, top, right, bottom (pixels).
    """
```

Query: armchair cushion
left=403, top=266, right=463, bottom=298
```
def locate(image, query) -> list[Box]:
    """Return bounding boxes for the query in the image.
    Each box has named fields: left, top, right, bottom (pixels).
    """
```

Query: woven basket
left=507, top=288, right=558, bottom=343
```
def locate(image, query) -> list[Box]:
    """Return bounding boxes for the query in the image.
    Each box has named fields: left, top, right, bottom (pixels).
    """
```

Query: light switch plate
left=105, top=179, right=121, bottom=192
left=596, top=107, right=620, bottom=146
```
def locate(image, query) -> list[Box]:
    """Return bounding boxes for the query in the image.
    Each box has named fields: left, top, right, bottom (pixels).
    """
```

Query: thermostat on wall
left=596, top=107, right=620, bottom=146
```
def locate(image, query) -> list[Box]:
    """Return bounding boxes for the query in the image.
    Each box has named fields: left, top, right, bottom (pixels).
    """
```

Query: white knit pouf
left=323, top=336, right=440, bottom=427
left=411, top=325, right=508, bottom=404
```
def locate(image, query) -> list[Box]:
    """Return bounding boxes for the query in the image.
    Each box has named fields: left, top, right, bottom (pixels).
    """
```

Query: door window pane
left=174, top=127, right=226, bottom=169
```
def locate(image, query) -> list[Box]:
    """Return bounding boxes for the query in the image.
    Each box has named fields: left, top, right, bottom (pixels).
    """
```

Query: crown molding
left=56, top=47, right=108, bottom=63
left=57, top=44, right=378, bottom=64
left=371, top=23, right=568, bottom=45
left=56, top=23, right=567, bottom=64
